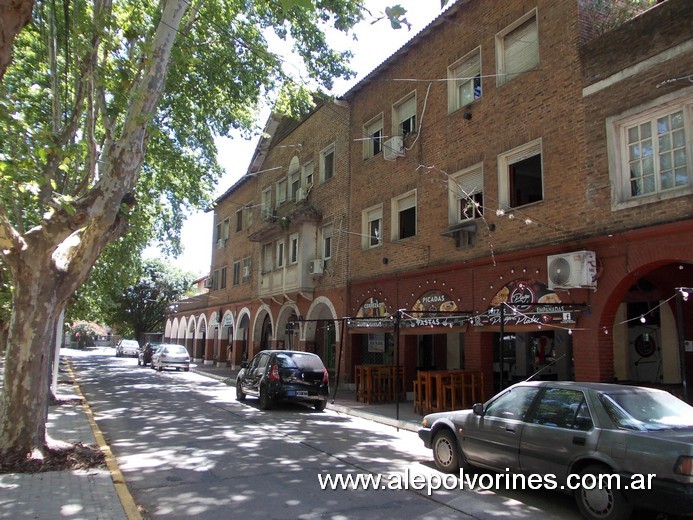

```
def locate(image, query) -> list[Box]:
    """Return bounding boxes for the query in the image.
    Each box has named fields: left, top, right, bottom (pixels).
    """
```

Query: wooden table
left=414, top=370, right=485, bottom=414
left=355, top=365, right=405, bottom=404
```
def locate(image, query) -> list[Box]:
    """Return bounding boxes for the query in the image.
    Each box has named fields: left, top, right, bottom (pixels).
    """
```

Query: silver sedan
left=150, top=344, right=190, bottom=372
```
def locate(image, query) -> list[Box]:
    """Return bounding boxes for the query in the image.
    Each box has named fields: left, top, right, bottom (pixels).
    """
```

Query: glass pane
left=629, top=162, right=641, bottom=178
left=660, top=170, right=673, bottom=190
left=643, top=174, right=655, bottom=194
left=675, top=167, right=688, bottom=187
left=627, top=126, right=639, bottom=144
left=642, top=156, right=654, bottom=175
left=672, top=128, right=686, bottom=149
left=641, top=138, right=653, bottom=158
left=630, top=178, right=643, bottom=197
left=640, top=122, right=651, bottom=140
left=629, top=143, right=640, bottom=161
left=659, top=133, right=671, bottom=152
left=657, top=115, right=671, bottom=135
left=670, top=110, right=684, bottom=129
left=659, top=152, right=672, bottom=171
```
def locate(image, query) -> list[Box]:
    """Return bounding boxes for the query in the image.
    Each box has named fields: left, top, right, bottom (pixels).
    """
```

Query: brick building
left=165, top=0, right=692, bottom=402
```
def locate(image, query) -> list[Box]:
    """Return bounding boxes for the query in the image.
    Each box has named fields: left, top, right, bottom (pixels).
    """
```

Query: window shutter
left=504, top=16, right=538, bottom=78
left=399, top=192, right=416, bottom=211
left=506, top=140, right=542, bottom=165
left=398, top=96, right=416, bottom=124
left=455, top=52, right=480, bottom=82
left=456, top=168, right=483, bottom=197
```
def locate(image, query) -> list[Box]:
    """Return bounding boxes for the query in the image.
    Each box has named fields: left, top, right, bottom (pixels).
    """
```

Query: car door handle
left=573, top=436, right=586, bottom=446
left=506, top=425, right=516, bottom=433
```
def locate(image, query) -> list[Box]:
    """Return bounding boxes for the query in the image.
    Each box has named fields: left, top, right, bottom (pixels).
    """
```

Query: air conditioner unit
left=242, top=266, right=250, bottom=278
left=216, top=239, right=225, bottom=249
left=308, top=259, right=324, bottom=275
left=383, top=135, right=404, bottom=161
left=547, top=250, right=597, bottom=290
left=296, top=187, right=307, bottom=202
left=203, top=278, right=213, bottom=288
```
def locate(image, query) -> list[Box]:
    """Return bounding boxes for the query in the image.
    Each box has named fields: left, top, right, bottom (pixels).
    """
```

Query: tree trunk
left=0, top=0, right=35, bottom=82
left=0, top=256, right=59, bottom=456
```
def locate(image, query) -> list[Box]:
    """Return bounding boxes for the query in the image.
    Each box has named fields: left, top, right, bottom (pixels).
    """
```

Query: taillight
left=322, top=367, right=329, bottom=384
left=675, top=456, right=693, bottom=476
left=269, top=364, right=280, bottom=381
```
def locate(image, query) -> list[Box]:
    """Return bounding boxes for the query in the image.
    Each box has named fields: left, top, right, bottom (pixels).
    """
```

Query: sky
left=157, top=1, right=446, bottom=276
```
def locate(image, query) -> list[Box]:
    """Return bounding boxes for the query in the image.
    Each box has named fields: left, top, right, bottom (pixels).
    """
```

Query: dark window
left=509, top=154, right=543, bottom=208
left=372, top=129, right=382, bottom=156
left=399, top=206, right=416, bottom=239
left=324, top=150, right=334, bottom=180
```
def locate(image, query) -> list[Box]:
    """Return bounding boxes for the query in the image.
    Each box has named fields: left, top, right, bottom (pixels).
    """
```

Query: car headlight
left=675, top=456, right=693, bottom=476
left=421, top=417, right=428, bottom=428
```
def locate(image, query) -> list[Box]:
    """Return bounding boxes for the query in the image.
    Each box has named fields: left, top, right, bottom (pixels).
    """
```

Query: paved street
left=68, top=350, right=584, bottom=519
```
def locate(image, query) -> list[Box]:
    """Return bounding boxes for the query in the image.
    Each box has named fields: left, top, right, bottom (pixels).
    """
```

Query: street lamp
left=675, top=287, right=691, bottom=403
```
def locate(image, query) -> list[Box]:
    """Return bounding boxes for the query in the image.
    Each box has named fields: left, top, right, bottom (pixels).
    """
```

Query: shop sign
left=348, top=297, right=393, bottom=330
left=402, top=290, right=467, bottom=328
left=473, top=279, right=578, bottom=327
left=222, top=313, right=233, bottom=327
left=209, top=312, right=218, bottom=327
left=367, top=334, right=385, bottom=353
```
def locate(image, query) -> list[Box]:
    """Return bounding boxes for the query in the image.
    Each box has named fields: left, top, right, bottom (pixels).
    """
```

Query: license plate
left=296, top=391, right=308, bottom=397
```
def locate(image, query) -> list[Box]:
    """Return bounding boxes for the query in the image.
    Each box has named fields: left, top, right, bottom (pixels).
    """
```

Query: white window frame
left=276, top=178, right=287, bottom=205
left=261, top=188, right=272, bottom=219
left=607, top=93, right=692, bottom=210
left=448, top=47, right=482, bottom=113
left=321, top=225, right=333, bottom=260
left=243, top=204, right=253, bottom=228
left=232, top=261, right=241, bottom=286
left=361, top=204, right=383, bottom=249
left=320, top=143, right=335, bottom=182
left=449, top=163, right=484, bottom=225
left=222, top=218, right=230, bottom=240
left=235, top=208, right=243, bottom=233
left=393, top=92, right=417, bottom=138
left=363, top=114, right=384, bottom=159
left=276, top=240, right=285, bottom=269
left=496, top=9, right=539, bottom=86
left=289, top=233, right=299, bottom=265
left=391, top=190, right=417, bottom=241
left=290, top=169, right=301, bottom=201
left=497, top=138, right=543, bottom=210
left=262, top=243, right=273, bottom=273
left=302, top=161, right=314, bottom=187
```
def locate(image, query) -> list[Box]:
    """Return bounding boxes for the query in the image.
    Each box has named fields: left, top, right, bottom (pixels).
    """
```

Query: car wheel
left=258, top=384, right=272, bottom=410
left=157, top=363, right=163, bottom=372
left=432, top=429, right=461, bottom=473
left=184, top=367, right=189, bottom=372
left=575, top=464, right=633, bottom=520
left=314, top=400, right=327, bottom=411
left=236, top=383, right=246, bottom=401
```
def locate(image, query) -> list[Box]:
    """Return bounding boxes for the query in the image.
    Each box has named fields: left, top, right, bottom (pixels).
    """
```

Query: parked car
left=115, top=339, right=140, bottom=357
left=138, top=342, right=162, bottom=367
left=236, top=350, right=329, bottom=411
left=150, top=344, right=190, bottom=372
left=418, top=381, right=693, bottom=520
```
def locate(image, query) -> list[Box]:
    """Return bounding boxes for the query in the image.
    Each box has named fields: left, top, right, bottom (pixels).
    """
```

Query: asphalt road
left=71, top=350, right=585, bottom=519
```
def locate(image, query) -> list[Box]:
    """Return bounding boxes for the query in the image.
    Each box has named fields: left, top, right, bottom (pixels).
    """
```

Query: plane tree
left=0, top=0, right=364, bottom=460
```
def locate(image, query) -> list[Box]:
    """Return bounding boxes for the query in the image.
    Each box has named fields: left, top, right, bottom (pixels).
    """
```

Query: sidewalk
left=0, top=355, right=423, bottom=519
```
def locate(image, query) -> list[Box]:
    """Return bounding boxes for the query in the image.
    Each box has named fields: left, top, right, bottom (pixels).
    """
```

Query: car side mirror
left=240, top=361, right=248, bottom=369
left=472, top=403, right=484, bottom=416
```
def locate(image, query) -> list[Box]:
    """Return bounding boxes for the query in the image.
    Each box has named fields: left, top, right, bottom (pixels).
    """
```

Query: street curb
left=67, top=361, right=142, bottom=520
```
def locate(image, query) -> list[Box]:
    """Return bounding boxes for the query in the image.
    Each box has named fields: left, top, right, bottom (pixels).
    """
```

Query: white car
left=151, top=344, right=190, bottom=372
left=115, top=339, right=140, bottom=357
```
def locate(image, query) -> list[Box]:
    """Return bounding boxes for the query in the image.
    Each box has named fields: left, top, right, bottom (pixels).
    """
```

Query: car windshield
left=276, top=352, right=324, bottom=370
left=600, top=389, right=693, bottom=431
left=164, top=345, right=188, bottom=355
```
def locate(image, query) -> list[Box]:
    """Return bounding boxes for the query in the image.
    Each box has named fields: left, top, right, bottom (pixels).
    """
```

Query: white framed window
left=303, top=161, right=314, bottom=187
left=220, top=266, right=227, bottom=289
left=232, top=261, right=240, bottom=286
left=243, top=204, right=253, bottom=228
left=212, top=269, right=219, bottom=291
left=608, top=95, right=691, bottom=209
left=363, top=114, right=384, bottom=159
left=242, top=256, right=251, bottom=283
left=393, top=92, right=417, bottom=137
left=289, top=233, right=299, bottom=265
left=290, top=169, right=301, bottom=201
left=261, top=188, right=272, bottom=219
left=276, top=178, right=287, bottom=205
left=262, top=243, right=273, bottom=273
left=496, top=9, right=539, bottom=86
left=391, top=190, right=417, bottom=240
left=449, top=164, right=484, bottom=225
left=321, top=225, right=333, bottom=260
left=235, top=208, right=243, bottom=232
left=448, top=47, right=482, bottom=113
left=361, top=204, right=383, bottom=249
left=320, top=143, right=335, bottom=182
left=276, top=240, right=285, bottom=269
left=498, top=138, right=543, bottom=210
